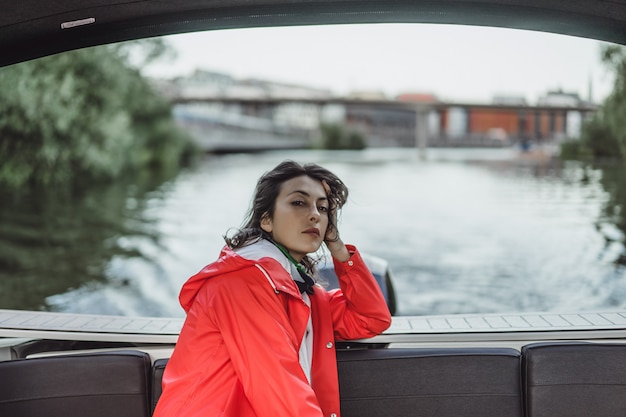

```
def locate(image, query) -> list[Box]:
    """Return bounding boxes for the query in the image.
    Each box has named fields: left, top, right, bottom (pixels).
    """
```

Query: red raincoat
left=153, top=244, right=391, bottom=417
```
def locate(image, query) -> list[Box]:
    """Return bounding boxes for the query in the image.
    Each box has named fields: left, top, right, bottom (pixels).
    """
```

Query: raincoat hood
left=179, top=247, right=243, bottom=312
left=179, top=240, right=300, bottom=313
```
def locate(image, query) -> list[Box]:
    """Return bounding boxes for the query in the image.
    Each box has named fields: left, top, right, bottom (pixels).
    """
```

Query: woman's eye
left=291, top=200, right=305, bottom=206
left=318, top=206, right=329, bottom=212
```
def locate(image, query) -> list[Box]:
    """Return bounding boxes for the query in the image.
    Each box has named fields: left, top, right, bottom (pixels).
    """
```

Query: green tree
left=0, top=42, right=197, bottom=189
left=577, top=45, right=626, bottom=161
left=317, top=122, right=366, bottom=150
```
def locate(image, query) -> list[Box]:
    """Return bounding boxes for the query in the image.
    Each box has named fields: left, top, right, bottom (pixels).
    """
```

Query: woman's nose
left=309, top=207, right=320, bottom=221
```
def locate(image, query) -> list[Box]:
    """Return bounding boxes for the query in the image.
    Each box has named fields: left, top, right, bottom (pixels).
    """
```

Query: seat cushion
left=0, top=350, right=151, bottom=417
left=522, top=342, right=626, bottom=417
left=151, top=358, right=169, bottom=412
left=337, top=347, right=522, bottom=417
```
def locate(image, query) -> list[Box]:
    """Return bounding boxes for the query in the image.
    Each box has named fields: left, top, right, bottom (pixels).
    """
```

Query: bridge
left=169, top=94, right=598, bottom=153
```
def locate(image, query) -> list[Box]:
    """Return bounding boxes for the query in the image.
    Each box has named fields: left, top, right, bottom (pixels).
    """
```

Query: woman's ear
left=260, top=213, right=272, bottom=233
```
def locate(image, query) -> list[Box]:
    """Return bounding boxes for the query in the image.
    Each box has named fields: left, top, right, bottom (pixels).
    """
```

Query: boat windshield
left=0, top=23, right=624, bottom=319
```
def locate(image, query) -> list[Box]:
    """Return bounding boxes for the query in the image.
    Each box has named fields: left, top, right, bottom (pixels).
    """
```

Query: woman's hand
left=322, top=180, right=350, bottom=262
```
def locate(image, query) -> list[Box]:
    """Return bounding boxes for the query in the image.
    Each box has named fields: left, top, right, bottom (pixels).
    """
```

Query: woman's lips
left=303, top=228, right=320, bottom=236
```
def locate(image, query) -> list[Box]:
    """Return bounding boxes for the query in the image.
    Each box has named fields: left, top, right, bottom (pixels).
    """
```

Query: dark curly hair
left=224, top=160, right=348, bottom=272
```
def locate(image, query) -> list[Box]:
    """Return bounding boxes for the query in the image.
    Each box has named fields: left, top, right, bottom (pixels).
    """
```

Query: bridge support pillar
left=415, top=106, right=428, bottom=159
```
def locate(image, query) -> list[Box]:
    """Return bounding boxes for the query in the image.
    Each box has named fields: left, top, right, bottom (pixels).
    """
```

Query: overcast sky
left=145, top=23, right=616, bottom=104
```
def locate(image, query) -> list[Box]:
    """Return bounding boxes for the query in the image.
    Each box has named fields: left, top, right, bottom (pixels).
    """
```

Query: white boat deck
left=380, top=310, right=626, bottom=345
left=1, top=309, right=626, bottom=346
left=0, top=309, right=182, bottom=343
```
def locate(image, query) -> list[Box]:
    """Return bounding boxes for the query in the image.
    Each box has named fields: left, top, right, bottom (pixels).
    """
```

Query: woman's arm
left=326, top=244, right=392, bottom=340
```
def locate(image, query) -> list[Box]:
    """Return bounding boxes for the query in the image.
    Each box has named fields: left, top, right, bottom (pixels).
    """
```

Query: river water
left=2, top=147, right=626, bottom=317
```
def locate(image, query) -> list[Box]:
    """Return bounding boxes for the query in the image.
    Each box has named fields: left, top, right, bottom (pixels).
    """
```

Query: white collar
left=235, top=239, right=304, bottom=282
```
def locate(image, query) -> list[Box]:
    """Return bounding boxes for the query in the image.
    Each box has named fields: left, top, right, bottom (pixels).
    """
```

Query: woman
left=153, top=160, right=391, bottom=417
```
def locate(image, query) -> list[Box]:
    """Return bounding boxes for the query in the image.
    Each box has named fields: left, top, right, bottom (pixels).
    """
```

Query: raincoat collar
left=237, top=239, right=315, bottom=295
left=235, top=239, right=295, bottom=276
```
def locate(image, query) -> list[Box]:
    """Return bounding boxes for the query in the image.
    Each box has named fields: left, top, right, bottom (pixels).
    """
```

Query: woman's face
left=261, top=175, right=329, bottom=262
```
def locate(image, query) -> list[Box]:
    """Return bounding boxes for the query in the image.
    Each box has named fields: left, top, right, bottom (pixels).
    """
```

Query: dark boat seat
left=151, top=358, right=169, bottom=413
left=337, top=347, right=522, bottom=417
left=0, top=350, right=151, bottom=417
left=151, top=349, right=522, bottom=417
left=522, top=342, right=626, bottom=417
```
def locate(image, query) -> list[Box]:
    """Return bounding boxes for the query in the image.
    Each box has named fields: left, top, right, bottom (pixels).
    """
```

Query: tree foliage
left=0, top=42, right=197, bottom=190
left=577, top=45, right=626, bottom=161
left=317, top=122, right=366, bottom=150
